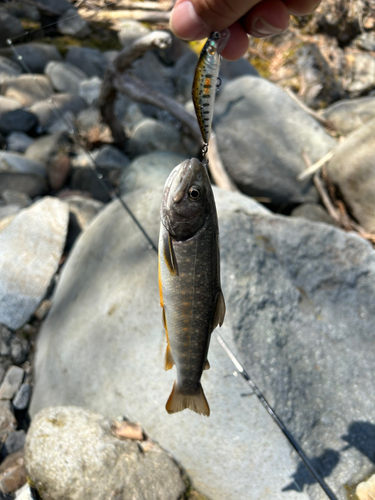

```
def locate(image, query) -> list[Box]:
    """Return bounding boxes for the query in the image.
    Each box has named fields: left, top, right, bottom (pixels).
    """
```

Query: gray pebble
left=0, top=430, right=25, bottom=460
left=0, top=367, right=23, bottom=401
left=12, top=384, right=31, bottom=411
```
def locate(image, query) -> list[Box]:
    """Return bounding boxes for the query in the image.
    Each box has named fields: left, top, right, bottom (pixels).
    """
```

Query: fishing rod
left=6, top=21, right=338, bottom=500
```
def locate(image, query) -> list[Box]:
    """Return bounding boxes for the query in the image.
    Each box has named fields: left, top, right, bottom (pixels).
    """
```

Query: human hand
left=170, top=0, right=321, bottom=60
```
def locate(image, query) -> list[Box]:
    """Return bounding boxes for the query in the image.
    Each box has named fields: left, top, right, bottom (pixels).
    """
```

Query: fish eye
left=207, top=45, right=216, bottom=56
left=188, top=186, right=202, bottom=201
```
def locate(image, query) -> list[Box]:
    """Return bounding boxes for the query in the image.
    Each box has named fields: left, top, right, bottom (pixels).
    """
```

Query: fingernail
left=170, top=1, right=208, bottom=40
left=252, top=18, right=284, bottom=36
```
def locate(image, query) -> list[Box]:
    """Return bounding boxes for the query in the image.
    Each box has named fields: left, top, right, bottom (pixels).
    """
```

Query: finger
left=243, top=0, right=290, bottom=37
left=220, top=22, right=250, bottom=61
left=282, top=0, right=321, bottom=16
left=170, top=0, right=260, bottom=40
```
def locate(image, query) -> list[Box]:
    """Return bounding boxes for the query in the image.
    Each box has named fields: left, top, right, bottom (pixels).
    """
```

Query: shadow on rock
left=282, top=448, right=340, bottom=492
left=342, top=421, right=375, bottom=463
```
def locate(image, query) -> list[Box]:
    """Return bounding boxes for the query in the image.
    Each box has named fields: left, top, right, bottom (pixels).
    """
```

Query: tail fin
left=165, top=381, right=210, bottom=416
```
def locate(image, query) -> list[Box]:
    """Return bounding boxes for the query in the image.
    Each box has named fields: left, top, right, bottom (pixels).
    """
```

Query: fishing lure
left=192, top=29, right=230, bottom=150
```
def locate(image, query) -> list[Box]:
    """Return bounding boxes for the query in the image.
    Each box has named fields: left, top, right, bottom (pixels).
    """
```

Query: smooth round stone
left=0, top=109, right=39, bottom=136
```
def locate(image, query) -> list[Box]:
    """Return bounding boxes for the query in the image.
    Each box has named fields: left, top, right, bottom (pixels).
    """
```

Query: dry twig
left=302, top=152, right=375, bottom=244
left=297, top=150, right=335, bottom=181
left=207, top=132, right=239, bottom=192
left=80, top=8, right=171, bottom=23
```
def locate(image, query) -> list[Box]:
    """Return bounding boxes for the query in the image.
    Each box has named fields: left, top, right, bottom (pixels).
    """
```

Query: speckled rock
left=327, top=118, right=375, bottom=233
left=0, top=197, right=69, bottom=330
left=26, top=406, right=187, bottom=500
left=0, top=450, right=26, bottom=496
left=345, top=50, right=375, bottom=97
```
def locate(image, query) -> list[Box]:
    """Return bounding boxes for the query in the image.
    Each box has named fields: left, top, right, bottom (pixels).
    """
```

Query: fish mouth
left=162, top=158, right=202, bottom=209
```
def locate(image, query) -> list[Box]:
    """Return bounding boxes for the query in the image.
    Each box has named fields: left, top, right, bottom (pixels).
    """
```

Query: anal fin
left=212, top=290, right=226, bottom=331
left=162, top=307, right=174, bottom=370
left=165, top=344, right=174, bottom=371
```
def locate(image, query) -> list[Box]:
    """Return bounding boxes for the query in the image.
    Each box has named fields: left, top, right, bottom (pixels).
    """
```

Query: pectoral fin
left=204, top=360, right=210, bottom=370
left=212, top=290, right=226, bottom=331
left=163, top=231, right=178, bottom=276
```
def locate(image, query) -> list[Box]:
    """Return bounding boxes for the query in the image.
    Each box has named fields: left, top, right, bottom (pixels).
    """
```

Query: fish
left=158, top=158, right=226, bottom=416
left=192, top=29, right=230, bottom=145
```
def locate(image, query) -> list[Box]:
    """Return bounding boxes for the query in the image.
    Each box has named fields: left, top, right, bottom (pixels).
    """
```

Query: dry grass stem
left=207, top=132, right=239, bottom=192
left=297, top=150, right=335, bottom=181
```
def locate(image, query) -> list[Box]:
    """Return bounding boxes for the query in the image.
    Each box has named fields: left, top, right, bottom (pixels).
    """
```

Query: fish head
left=202, top=29, right=230, bottom=64
left=161, top=158, right=212, bottom=241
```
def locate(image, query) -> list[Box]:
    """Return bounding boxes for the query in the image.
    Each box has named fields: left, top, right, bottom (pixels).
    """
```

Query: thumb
left=170, top=0, right=258, bottom=40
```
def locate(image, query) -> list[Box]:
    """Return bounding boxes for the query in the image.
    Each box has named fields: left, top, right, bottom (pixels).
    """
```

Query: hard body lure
left=192, top=29, right=230, bottom=146
left=158, top=158, right=226, bottom=416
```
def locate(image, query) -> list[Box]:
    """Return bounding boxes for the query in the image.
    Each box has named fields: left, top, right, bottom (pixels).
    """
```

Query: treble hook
left=216, top=76, right=222, bottom=92
left=201, top=142, right=209, bottom=168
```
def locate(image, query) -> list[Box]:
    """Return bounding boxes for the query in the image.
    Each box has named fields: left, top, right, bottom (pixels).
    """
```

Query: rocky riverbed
left=0, top=1, right=375, bottom=499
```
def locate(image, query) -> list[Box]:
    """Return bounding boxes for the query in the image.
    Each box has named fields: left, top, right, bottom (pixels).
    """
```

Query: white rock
left=0, top=197, right=69, bottom=329
left=0, top=366, right=24, bottom=400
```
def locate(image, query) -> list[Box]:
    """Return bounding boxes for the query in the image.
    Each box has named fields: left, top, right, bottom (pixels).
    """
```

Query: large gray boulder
left=26, top=406, right=186, bottom=500
left=214, top=76, right=337, bottom=205
left=30, top=185, right=306, bottom=500
left=0, top=197, right=69, bottom=330
left=30, top=172, right=375, bottom=499
left=327, top=118, right=375, bottom=233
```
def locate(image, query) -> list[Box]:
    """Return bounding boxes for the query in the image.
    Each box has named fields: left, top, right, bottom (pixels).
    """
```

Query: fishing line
left=215, top=333, right=339, bottom=500
left=6, top=11, right=337, bottom=500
